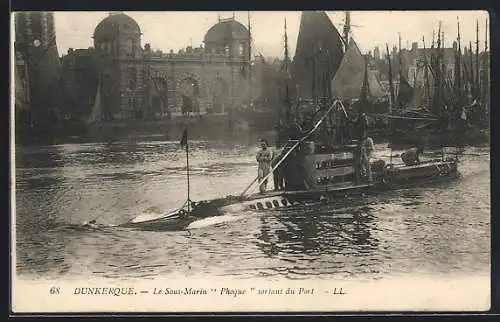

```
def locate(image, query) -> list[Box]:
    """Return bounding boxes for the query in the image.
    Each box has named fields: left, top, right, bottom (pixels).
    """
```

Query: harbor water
left=14, top=140, right=490, bottom=282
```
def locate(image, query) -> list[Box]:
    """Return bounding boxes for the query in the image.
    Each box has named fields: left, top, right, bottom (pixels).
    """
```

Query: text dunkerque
left=73, top=287, right=136, bottom=296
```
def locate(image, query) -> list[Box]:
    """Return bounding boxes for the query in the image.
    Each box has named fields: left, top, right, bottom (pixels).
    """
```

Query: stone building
left=14, top=12, right=61, bottom=113
left=401, top=41, right=457, bottom=87
left=88, top=12, right=257, bottom=121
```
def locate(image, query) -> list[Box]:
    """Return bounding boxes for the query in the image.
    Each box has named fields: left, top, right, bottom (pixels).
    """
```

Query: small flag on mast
left=180, top=128, right=188, bottom=147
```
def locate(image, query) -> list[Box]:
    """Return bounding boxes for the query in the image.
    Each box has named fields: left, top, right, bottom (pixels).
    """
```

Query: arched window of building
left=125, top=38, right=133, bottom=56
left=128, top=67, right=137, bottom=90
left=100, top=42, right=106, bottom=51
left=132, top=39, right=137, bottom=57
left=238, top=43, right=245, bottom=56
left=224, top=45, right=230, bottom=55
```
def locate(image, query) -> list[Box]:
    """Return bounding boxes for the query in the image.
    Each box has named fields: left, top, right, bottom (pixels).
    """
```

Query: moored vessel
left=119, top=12, right=463, bottom=231
left=121, top=99, right=461, bottom=231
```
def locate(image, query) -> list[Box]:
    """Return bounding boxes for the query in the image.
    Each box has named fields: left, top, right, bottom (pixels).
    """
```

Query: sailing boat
left=389, top=20, right=489, bottom=148
left=327, top=35, right=388, bottom=143
left=330, top=38, right=386, bottom=105
left=293, top=11, right=345, bottom=103
left=395, top=33, right=414, bottom=110
left=117, top=13, right=460, bottom=232
left=120, top=95, right=460, bottom=231
left=388, top=36, right=439, bottom=148
left=86, top=77, right=102, bottom=124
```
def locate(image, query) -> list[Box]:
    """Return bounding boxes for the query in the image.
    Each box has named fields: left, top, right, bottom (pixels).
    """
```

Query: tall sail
left=396, top=73, right=414, bottom=108
left=367, top=68, right=386, bottom=99
left=293, top=11, right=344, bottom=100
left=86, top=78, right=101, bottom=124
left=330, top=38, right=364, bottom=100
left=330, top=38, right=385, bottom=101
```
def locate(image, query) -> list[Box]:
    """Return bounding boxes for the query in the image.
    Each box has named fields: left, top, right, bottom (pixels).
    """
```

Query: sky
left=52, top=11, right=489, bottom=58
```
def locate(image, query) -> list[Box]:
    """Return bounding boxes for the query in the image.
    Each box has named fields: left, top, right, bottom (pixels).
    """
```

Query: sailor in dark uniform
left=345, top=110, right=370, bottom=182
left=272, top=148, right=286, bottom=191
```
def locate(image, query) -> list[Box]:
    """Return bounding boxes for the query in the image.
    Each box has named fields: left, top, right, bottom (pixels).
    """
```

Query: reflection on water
left=256, top=205, right=379, bottom=280
left=14, top=141, right=490, bottom=281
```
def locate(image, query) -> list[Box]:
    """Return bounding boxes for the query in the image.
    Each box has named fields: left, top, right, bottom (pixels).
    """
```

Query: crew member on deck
left=272, top=147, right=287, bottom=191
left=256, top=139, right=273, bottom=193
left=346, top=110, right=370, bottom=182
left=361, top=136, right=374, bottom=182
left=356, top=111, right=369, bottom=140
left=289, top=121, right=304, bottom=140
left=401, top=147, right=424, bottom=166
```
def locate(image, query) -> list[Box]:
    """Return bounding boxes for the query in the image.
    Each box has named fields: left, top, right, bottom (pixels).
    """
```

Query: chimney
left=411, top=42, right=418, bottom=52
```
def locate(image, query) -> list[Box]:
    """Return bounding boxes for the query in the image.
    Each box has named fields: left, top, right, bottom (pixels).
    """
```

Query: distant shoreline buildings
left=368, top=40, right=489, bottom=93
left=13, top=11, right=490, bottom=145
left=58, top=12, right=265, bottom=122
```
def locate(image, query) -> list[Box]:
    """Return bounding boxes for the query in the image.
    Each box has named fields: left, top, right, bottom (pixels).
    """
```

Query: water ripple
left=14, top=142, right=490, bottom=281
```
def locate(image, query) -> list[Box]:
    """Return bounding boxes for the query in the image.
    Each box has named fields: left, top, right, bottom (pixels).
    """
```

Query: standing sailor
left=345, top=110, right=370, bottom=182
left=256, top=139, right=273, bottom=193
left=272, top=147, right=286, bottom=191
left=357, top=112, right=373, bottom=182
left=361, top=136, right=374, bottom=182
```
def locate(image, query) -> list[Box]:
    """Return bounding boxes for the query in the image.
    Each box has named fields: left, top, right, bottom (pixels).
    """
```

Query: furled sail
left=86, top=77, right=101, bottom=123
left=293, top=11, right=344, bottom=100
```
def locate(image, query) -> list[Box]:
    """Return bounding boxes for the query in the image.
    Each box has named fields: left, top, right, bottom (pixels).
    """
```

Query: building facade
left=89, top=13, right=257, bottom=121
left=14, top=12, right=61, bottom=112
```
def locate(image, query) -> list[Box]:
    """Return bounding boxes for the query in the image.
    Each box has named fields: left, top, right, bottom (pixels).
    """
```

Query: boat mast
left=456, top=17, right=462, bottom=107
left=386, top=43, right=395, bottom=157
left=475, top=19, right=480, bottom=100
left=422, top=36, right=431, bottom=108
left=398, top=32, right=402, bottom=68
left=485, top=18, right=488, bottom=54
left=180, top=128, right=191, bottom=213
left=284, top=17, right=291, bottom=123
left=398, top=32, right=403, bottom=108
left=343, top=11, right=351, bottom=51
left=386, top=43, right=396, bottom=110
left=441, top=30, right=447, bottom=108
left=469, top=41, right=474, bottom=102
left=484, top=18, right=489, bottom=107
left=311, top=45, right=317, bottom=105
left=434, top=21, right=442, bottom=114
left=229, top=14, right=234, bottom=124
left=248, top=11, right=252, bottom=94
left=360, top=55, right=369, bottom=107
